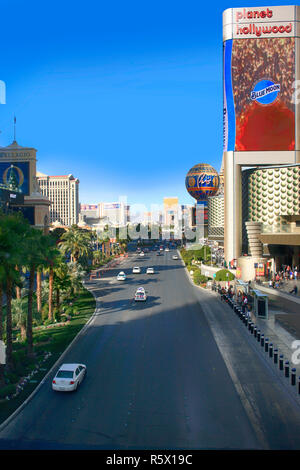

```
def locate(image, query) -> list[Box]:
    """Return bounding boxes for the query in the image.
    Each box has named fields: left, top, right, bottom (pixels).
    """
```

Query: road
left=0, top=246, right=300, bottom=449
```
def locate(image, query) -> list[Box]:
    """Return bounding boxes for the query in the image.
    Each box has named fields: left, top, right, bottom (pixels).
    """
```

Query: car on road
left=134, top=288, right=147, bottom=301
left=117, top=271, right=126, bottom=281
left=172, top=255, right=178, bottom=260
left=132, top=266, right=141, bottom=273
left=156, top=251, right=161, bottom=256
left=139, top=251, right=145, bottom=257
left=52, top=363, right=86, bottom=392
left=146, top=267, right=155, bottom=274
left=165, top=247, right=169, bottom=252
left=136, top=286, right=145, bottom=293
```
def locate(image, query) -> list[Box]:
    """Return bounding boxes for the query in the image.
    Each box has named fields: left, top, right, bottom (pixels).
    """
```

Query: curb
left=0, top=280, right=102, bottom=434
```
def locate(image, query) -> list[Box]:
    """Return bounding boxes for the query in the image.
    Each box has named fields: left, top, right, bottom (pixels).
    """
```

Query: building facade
left=37, top=172, right=79, bottom=226
left=0, top=140, right=50, bottom=231
left=208, top=195, right=225, bottom=242
left=223, top=5, right=300, bottom=276
left=97, top=202, right=129, bottom=226
left=163, top=197, right=179, bottom=227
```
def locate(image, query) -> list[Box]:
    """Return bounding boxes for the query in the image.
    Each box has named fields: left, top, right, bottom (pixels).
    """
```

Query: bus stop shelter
left=252, top=289, right=269, bottom=319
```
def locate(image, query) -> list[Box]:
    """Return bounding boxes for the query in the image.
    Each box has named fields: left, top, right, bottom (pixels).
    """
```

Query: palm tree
left=42, top=237, right=61, bottom=323
left=0, top=211, right=27, bottom=370
left=58, top=225, right=92, bottom=263
left=67, top=262, right=86, bottom=296
left=22, top=227, right=46, bottom=357
left=12, top=298, right=27, bottom=342
left=53, top=260, right=72, bottom=310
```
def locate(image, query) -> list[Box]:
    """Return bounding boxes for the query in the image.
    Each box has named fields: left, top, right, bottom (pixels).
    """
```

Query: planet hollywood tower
left=223, top=5, right=300, bottom=264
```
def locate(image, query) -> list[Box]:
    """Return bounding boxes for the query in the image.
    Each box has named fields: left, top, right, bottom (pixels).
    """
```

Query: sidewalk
left=238, top=283, right=300, bottom=385
left=259, top=278, right=300, bottom=299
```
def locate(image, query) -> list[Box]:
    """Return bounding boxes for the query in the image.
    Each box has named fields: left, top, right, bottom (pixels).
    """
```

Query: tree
left=215, top=269, right=235, bottom=282
left=22, top=227, right=46, bottom=357
left=58, top=225, right=92, bottom=263
left=53, top=260, right=72, bottom=310
left=12, top=298, right=26, bottom=342
left=0, top=211, right=27, bottom=370
left=43, top=238, right=61, bottom=323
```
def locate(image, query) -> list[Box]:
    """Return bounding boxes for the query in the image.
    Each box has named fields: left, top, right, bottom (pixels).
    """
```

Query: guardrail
left=217, top=288, right=300, bottom=395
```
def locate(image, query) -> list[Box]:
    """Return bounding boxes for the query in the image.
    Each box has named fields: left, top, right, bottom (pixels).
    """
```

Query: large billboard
left=223, top=6, right=297, bottom=152
left=0, top=162, right=30, bottom=195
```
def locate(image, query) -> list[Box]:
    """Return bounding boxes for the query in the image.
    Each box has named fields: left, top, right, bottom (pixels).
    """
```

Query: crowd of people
left=268, top=265, right=299, bottom=294
left=219, top=285, right=251, bottom=313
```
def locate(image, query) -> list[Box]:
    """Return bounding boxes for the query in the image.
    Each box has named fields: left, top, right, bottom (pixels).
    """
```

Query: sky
left=0, top=0, right=296, bottom=208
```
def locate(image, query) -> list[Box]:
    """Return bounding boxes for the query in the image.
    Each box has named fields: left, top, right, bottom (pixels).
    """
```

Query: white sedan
left=134, top=288, right=147, bottom=301
left=146, top=267, right=155, bottom=274
left=132, top=266, right=141, bottom=274
left=172, top=255, right=179, bottom=260
left=139, top=252, right=145, bottom=257
left=117, top=271, right=126, bottom=281
left=52, top=363, right=86, bottom=392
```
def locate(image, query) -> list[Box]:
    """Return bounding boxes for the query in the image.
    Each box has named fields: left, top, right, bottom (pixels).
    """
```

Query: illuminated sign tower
left=223, top=5, right=300, bottom=262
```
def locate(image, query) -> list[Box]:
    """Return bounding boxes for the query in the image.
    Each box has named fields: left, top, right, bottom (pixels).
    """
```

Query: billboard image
left=224, top=31, right=296, bottom=151
left=0, top=162, right=30, bottom=195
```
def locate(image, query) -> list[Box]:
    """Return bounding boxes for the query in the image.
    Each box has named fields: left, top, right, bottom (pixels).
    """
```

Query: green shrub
left=13, top=349, right=26, bottom=364
left=5, top=372, right=19, bottom=385
left=0, top=384, right=16, bottom=399
left=193, top=271, right=210, bottom=285
left=215, top=269, right=235, bottom=282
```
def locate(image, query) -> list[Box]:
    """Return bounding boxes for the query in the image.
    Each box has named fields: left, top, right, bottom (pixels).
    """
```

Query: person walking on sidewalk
left=242, top=295, right=248, bottom=313
left=290, top=285, right=298, bottom=295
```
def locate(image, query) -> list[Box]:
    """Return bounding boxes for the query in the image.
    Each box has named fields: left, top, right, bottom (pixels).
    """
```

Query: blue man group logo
left=250, top=79, right=280, bottom=105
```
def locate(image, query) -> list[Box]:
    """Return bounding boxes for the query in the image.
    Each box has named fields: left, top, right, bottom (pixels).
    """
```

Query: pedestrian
left=290, top=285, right=298, bottom=295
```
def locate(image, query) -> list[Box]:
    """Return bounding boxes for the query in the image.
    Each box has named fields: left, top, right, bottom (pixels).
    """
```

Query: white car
left=52, top=363, right=86, bottom=392
left=139, top=252, right=145, bottom=257
left=172, top=255, right=178, bottom=260
left=117, top=271, right=126, bottom=281
left=146, top=267, right=155, bottom=274
left=165, top=247, right=169, bottom=252
left=135, top=288, right=147, bottom=301
left=136, top=286, right=145, bottom=293
left=132, top=266, right=141, bottom=274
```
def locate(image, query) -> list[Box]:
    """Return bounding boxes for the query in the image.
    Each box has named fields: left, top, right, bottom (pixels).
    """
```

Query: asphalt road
left=0, top=246, right=300, bottom=449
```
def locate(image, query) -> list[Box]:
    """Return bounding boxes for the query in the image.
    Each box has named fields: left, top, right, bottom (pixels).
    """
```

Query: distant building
left=37, top=172, right=79, bottom=226
left=97, top=202, right=129, bottom=226
left=207, top=194, right=224, bottom=243
left=180, top=204, right=195, bottom=229
left=79, top=201, right=130, bottom=230
left=163, top=197, right=179, bottom=227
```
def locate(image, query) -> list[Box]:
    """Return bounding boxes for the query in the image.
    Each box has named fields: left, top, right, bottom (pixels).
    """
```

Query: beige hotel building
left=36, top=172, right=79, bottom=226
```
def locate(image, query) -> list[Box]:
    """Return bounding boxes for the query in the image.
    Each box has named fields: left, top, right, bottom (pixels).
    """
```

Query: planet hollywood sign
left=232, top=6, right=296, bottom=38
left=236, top=22, right=292, bottom=37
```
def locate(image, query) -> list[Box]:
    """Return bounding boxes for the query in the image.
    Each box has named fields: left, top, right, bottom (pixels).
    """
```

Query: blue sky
left=0, top=0, right=295, bottom=207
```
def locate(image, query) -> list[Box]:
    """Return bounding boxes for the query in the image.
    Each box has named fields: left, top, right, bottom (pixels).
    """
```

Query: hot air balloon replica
left=185, top=163, right=220, bottom=238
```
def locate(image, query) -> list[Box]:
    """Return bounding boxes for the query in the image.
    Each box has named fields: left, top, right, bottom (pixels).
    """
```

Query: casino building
left=223, top=5, right=300, bottom=280
left=0, top=139, right=50, bottom=232
left=37, top=172, right=79, bottom=227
